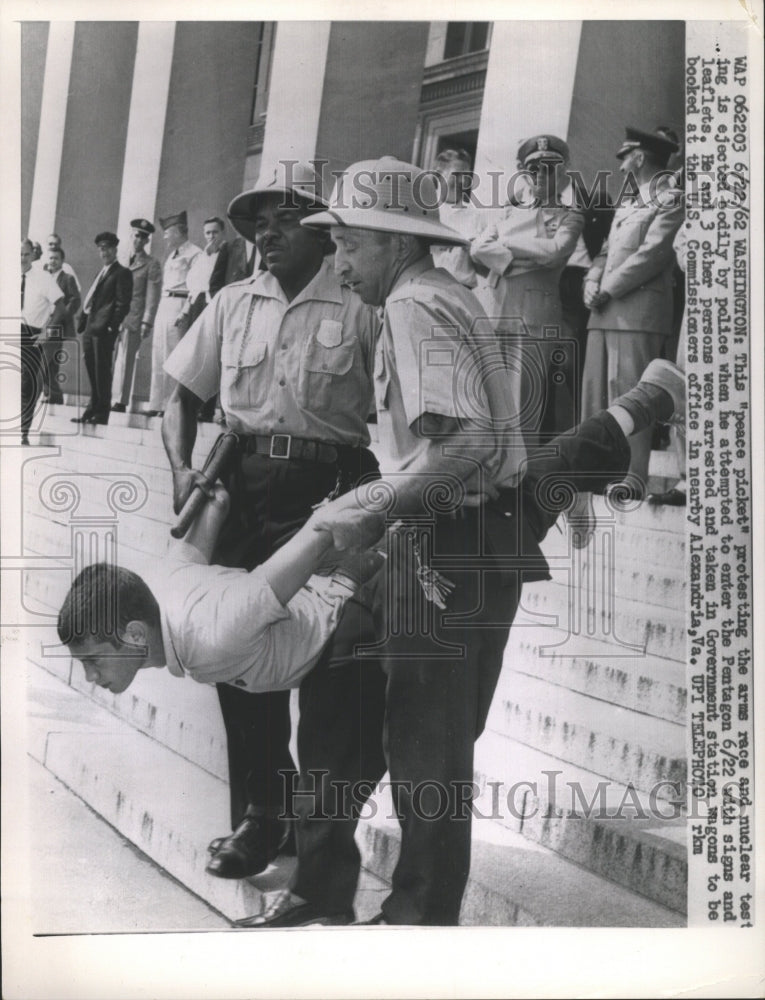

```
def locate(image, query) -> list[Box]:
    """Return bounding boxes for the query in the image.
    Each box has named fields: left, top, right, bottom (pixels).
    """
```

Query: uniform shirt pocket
left=299, top=323, right=357, bottom=410
left=221, top=338, right=269, bottom=409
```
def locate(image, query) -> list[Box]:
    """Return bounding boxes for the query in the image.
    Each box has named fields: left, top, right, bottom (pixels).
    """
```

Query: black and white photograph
left=1, top=1, right=763, bottom=997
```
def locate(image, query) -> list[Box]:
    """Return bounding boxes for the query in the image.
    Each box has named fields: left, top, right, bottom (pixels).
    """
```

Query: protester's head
left=303, top=156, right=468, bottom=305
left=58, top=563, right=161, bottom=694
left=203, top=217, right=225, bottom=252
left=160, top=211, right=188, bottom=251
left=130, top=218, right=155, bottom=254
left=433, top=148, right=473, bottom=206
left=48, top=246, right=65, bottom=273
left=31, top=241, right=43, bottom=261
left=94, top=231, right=119, bottom=266
left=228, top=161, right=332, bottom=292
left=47, top=233, right=63, bottom=252
left=21, top=238, right=34, bottom=272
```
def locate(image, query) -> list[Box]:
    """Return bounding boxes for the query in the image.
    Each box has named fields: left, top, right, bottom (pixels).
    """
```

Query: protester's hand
left=172, top=465, right=215, bottom=515
left=140, top=321, right=152, bottom=340
left=174, top=313, right=190, bottom=335
left=592, top=290, right=611, bottom=310
left=310, top=505, right=386, bottom=552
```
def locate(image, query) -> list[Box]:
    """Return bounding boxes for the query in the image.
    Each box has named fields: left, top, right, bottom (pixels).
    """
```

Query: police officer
left=161, top=161, right=381, bottom=893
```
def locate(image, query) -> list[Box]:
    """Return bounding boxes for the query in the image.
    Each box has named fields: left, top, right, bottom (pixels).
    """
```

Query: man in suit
left=111, top=219, right=162, bottom=413
left=42, top=245, right=81, bottom=404
left=471, top=134, right=585, bottom=445
left=71, top=232, right=133, bottom=425
left=579, top=127, right=683, bottom=499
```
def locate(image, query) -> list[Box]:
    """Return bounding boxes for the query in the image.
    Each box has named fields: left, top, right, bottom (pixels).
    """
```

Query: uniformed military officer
left=581, top=126, right=683, bottom=497
left=471, top=134, right=585, bottom=445
left=161, top=161, right=382, bottom=908
left=111, top=218, right=162, bottom=413
left=146, top=210, right=201, bottom=417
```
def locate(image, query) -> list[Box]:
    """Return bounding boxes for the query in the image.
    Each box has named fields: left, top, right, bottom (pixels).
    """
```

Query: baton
left=170, top=431, right=239, bottom=539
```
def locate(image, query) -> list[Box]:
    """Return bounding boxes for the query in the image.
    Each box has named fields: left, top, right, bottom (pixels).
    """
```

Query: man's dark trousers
left=214, top=448, right=379, bottom=829
left=20, top=324, right=44, bottom=438
left=82, top=329, right=119, bottom=419
left=375, top=410, right=631, bottom=925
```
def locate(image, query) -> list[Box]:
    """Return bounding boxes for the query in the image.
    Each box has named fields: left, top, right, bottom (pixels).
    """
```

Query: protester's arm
left=62, top=273, right=81, bottom=319
left=312, top=415, right=490, bottom=551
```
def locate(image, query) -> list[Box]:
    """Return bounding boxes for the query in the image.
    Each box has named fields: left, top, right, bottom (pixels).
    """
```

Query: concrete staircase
left=15, top=405, right=686, bottom=927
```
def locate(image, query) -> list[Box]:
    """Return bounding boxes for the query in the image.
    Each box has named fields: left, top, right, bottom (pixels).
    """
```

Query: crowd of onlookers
left=19, top=213, right=253, bottom=442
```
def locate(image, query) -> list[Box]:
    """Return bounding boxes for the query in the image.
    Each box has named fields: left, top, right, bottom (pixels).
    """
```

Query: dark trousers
left=289, top=596, right=387, bottom=912
left=82, top=328, right=118, bottom=418
left=20, top=325, right=44, bottom=436
left=213, top=449, right=379, bottom=828
left=559, top=265, right=591, bottom=423
left=375, top=409, right=631, bottom=925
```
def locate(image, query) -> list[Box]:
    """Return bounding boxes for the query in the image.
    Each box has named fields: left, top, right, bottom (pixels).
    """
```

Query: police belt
left=238, top=432, right=339, bottom=464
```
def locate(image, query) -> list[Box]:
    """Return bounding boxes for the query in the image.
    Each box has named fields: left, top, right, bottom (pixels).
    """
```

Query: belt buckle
left=269, top=434, right=292, bottom=459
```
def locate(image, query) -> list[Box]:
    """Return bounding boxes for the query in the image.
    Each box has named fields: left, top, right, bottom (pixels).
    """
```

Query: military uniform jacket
left=471, top=202, right=584, bottom=337
left=123, top=251, right=162, bottom=332
left=586, top=182, right=684, bottom=335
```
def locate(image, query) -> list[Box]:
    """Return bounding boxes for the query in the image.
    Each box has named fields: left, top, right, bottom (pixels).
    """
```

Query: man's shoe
left=354, top=912, right=389, bottom=925
left=639, top=359, right=685, bottom=425
left=70, top=409, right=93, bottom=423
left=86, top=413, right=109, bottom=425
left=208, top=817, right=295, bottom=858
left=20, top=433, right=30, bottom=446
left=205, top=814, right=290, bottom=879
left=144, top=409, right=164, bottom=419
left=111, top=403, right=126, bottom=413
left=648, top=486, right=687, bottom=507
left=234, top=890, right=354, bottom=929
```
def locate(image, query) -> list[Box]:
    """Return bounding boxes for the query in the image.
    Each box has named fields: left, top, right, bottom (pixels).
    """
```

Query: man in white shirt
left=42, top=233, right=81, bottom=291
left=20, top=238, right=65, bottom=444
left=430, top=148, right=484, bottom=288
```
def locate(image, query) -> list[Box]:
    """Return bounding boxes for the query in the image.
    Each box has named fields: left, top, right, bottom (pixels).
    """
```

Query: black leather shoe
left=209, top=816, right=295, bottom=858
left=71, top=409, right=94, bottom=423
left=354, top=912, right=389, bottom=925
left=234, top=891, right=354, bottom=928
left=111, top=403, right=126, bottom=413
left=205, top=815, right=291, bottom=879
left=648, top=487, right=687, bottom=507
left=86, top=413, right=109, bottom=425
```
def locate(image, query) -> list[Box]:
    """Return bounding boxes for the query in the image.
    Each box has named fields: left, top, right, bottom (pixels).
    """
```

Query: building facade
left=21, top=19, right=685, bottom=404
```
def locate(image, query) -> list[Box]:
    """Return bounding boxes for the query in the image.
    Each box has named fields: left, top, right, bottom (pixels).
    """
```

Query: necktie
left=21, top=272, right=26, bottom=309
left=129, top=254, right=136, bottom=266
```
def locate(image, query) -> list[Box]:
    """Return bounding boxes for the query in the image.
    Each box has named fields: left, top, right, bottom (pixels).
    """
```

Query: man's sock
left=612, top=359, right=684, bottom=434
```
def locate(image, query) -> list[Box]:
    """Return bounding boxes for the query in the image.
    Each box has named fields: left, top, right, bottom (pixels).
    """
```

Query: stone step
left=485, top=671, right=685, bottom=794
left=357, top=787, right=683, bottom=927
left=472, top=729, right=687, bottom=913
left=27, top=661, right=282, bottom=924
left=501, top=627, right=686, bottom=724
left=516, top=579, right=686, bottom=663
left=29, top=661, right=682, bottom=927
